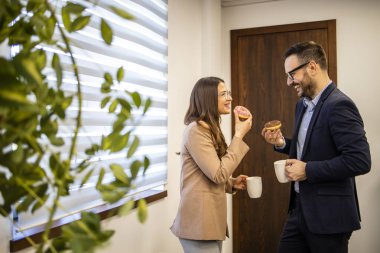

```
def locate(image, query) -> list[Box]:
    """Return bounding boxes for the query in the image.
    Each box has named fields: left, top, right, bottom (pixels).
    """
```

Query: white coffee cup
left=246, top=176, right=262, bottom=198
left=274, top=160, right=289, bottom=183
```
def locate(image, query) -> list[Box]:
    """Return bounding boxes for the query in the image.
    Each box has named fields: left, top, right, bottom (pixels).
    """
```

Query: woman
left=170, top=76, right=252, bottom=253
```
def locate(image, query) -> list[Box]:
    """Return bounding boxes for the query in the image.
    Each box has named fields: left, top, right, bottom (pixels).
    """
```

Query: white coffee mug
left=274, top=160, right=289, bottom=183
left=246, top=176, right=262, bottom=198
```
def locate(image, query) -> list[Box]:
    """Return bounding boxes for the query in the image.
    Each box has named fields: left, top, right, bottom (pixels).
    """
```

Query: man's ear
left=308, top=61, right=318, bottom=76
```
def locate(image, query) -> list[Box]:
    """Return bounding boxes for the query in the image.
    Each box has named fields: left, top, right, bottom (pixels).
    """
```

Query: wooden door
left=231, top=20, right=337, bottom=253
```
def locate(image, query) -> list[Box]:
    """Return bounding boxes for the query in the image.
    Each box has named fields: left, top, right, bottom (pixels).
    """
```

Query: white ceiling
left=221, top=0, right=282, bottom=7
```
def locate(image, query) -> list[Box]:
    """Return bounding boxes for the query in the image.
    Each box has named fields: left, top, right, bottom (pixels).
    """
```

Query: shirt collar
left=302, top=81, right=332, bottom=111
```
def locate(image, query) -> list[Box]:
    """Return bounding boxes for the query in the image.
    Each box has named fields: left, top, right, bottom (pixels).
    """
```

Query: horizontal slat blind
left=14, top=0, right=168, bottom=233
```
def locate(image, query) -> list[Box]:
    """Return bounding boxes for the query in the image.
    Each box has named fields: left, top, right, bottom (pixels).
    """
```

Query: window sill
left=9, top=189, right=167, bottom=252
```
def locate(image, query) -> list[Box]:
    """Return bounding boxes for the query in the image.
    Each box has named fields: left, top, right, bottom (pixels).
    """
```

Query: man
left=261, top=41, right=371, bottom=253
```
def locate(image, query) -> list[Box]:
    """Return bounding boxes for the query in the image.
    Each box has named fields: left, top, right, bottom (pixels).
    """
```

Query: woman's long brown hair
left=184, top=77, right=227, bottom=157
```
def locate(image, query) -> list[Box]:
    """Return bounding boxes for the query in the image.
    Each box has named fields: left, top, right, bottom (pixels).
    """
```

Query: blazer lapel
left=290, top=101, right=306, bottom=158
left=300, top=84, right=336, bottom=160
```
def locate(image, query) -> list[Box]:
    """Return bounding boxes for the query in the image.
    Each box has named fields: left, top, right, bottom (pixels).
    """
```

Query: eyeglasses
left=286, top=61, right=310, bottom=80
left=218, top=90, right=232, bottom=99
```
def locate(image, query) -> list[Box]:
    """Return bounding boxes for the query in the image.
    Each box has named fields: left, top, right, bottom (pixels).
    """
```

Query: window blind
left=12, top=0, right=168, bottom=235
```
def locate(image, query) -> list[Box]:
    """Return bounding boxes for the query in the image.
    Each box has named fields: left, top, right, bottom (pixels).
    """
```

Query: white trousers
left=179, top=238, right=223, bottom=253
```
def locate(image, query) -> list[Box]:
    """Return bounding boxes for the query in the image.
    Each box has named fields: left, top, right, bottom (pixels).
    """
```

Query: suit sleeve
left=274, top=137, right=291, bottom=154
left=306, top=99, right=371, bottom=182
left=185, top=125, right=250, bottom=185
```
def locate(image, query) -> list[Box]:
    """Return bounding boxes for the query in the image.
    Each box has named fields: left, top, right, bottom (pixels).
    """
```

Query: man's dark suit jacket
left=277, top=83, right=371, bottom=234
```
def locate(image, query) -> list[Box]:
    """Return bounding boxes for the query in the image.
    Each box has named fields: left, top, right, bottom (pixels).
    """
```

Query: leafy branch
left=0, top=0, right=151, bottom=252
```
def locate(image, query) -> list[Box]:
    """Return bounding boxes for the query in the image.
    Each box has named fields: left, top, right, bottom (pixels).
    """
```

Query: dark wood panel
left=231, top=20, right=336, bottom=253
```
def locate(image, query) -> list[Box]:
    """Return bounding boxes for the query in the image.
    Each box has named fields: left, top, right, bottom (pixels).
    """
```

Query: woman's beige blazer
left=170, top=121, right=249, bottom=240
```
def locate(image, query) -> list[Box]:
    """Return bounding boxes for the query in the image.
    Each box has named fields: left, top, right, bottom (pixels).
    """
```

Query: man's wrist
left=275, top=136, right=286, bottom=149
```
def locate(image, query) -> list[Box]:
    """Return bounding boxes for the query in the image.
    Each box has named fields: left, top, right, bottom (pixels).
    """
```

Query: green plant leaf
left=118, top=199, right=134, bottom=216
left=76, top=159, right=90, bottom=173
left=65, top=2, right=86, bottom=14
left=82, top=211, right=101, bottom=232
left=100, top=188, right=125, bottom=203
left=104, top=72, right=113, bottom=84
left=109, top=99, right=118, bottom=113
left=101, top=134, right=111, bottom=150
left=1, top=181, right=26, bottom=211
left=16, top=195, right=34, bottom=212
left=61, top=7, right=71, bottom=32
left=101, top=82, right=111, bottom=93
left=137, top=199, right=148, bottom=223
left=46, top=16, right=56, bottom=41
left=96, top=168, right=105, bottom=189
left=110, top=6, right=134, bottom=20
left=85, top=144, right=99, bottom=155
left=130, top=160, right=142, bottom=179
left=52, top=53, right=63, bottom=87
left=31, top=13, right=47, bottom=30
left=25, top=135, right=42, bottom=153
left=110, top=132, right=129, bottom=153
left=120, top=107, right=131, bottom=120
left=55, top=106, right=66, bottom=119
left=26, top=0, right=40, bottom=12
left=101, top=96, right=111, bottom=108
left=80, top=169, right=94, bottom=188
left=31, top=194, right=48, bottom=213
left=143, top=156, right=150, bottom=175
left=116, top=67, right=124, bottom=82
left=0, top=89, right=29, bottom=105
left=50, top=237, right=69, bottom=252
left=49, top=135, right=65, bottom=146
left=8, top=19, right=32, bottom=45
left=10, top=145, right=24, bottom=164
left=143, top=97, right=152, bottom=114
left=62, top=215, right=115, bottom=250
left=112, top=114, right=127, bottom=132
left=98, top=229, right=115, bottom=242
left=41, top=117, right=58, bottom=136
left=18, top=165, right=46, bottom=184
left=33, top=49, right=47, bottom=70
left=127, top=136, right=139, bottom=158
left=110, top=164, right=129, bottom=184
left=100, top=19, right=113, bottom=45
left=84, top=148, right=94, bottom=155
left=131, top=92, right=141, bottom=108
left=13, top=54, right=43, bottom=86
left=70, top=15, right=91, bottom=32
left=117, top=98, right=132, bottom=112
left=62, top=96, right=73, bottom=110
left=0, top=27, right=10, bottom=44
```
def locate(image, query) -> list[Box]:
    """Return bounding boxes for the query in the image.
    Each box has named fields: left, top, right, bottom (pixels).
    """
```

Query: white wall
left=222, top=0, right=380, bottom=252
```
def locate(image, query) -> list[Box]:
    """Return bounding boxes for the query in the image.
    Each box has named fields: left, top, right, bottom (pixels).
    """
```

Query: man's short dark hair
left=284, top=41, right=328, bottom=70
